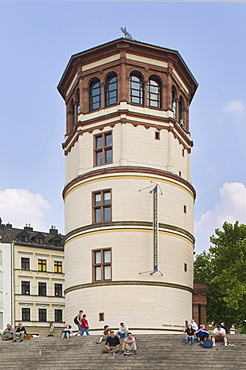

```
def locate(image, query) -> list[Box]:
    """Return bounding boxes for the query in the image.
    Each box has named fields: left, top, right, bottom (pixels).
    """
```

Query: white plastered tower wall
left=58, top=38, right=198, bottom=333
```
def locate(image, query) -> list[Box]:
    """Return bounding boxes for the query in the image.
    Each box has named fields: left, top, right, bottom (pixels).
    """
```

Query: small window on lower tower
left=155, top=131, right=160, bottom=140
left=99, top=313, right=104, bottom=321
left=184, top=263, right=187, bottom=272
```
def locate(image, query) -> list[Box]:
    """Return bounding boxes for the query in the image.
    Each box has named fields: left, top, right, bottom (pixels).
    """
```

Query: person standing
left=80, top=314, right=90, bottom=336
left=75, top=310, right=83, bottom=335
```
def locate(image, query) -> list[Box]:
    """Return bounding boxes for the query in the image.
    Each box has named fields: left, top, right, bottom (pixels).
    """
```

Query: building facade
left=58, top=38, right=198, bottom=333
left=0, top=222, right=65, bottom=336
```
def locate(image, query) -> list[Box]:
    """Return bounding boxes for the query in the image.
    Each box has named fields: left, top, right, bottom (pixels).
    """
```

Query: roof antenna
left=120, top=27, right=133, bottom=40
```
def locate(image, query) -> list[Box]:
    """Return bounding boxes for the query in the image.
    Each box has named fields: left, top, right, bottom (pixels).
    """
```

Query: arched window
left=130, top=72, right=144, bottom=105
left=71, top=99, right=75, bottom=125
left=148, top=76, right=161, bottom=108
left=76, top=89, right=80, bottom=115
left=89, top=78, right=101, bottom=112
left=172, top=87, right=177, bottom=119
left=105, top=73, right=118, bottom=107
left=179, top=96, right=184, bottom=124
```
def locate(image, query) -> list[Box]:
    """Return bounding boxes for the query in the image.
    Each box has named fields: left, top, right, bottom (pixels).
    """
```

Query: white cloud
left=223, top=99, right=245, bottom=114
left=0, top=188, right=51, bottom=231
left=195, top=182, right=246, bottom=252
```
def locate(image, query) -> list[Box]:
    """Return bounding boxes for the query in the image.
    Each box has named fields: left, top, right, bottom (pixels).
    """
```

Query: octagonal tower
left=58, top=38, right=198, bottom=333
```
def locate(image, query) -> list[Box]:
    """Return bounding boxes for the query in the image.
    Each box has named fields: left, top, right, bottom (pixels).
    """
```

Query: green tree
left=194, top=221, right=246, bottom=333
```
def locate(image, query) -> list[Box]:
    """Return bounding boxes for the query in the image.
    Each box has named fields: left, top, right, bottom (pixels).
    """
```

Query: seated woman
left=195, top=324, right=209, bottom=343
left=184, top=324, right=195, bottom=345
left=2, top=324, right=14, bottom=340
left=61, top=325, right=72, bottom=339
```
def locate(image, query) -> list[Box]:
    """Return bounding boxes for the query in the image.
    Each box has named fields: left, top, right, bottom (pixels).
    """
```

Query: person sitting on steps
left=116, top=322, right=128, bottom=339
left=120, top=332, right=137, bottom=355
left=102, top=330, right=121, bottom=354
left=184, top=324, right=195, bottom=345
left=2, top=324, right=14, bottom=340
left=96, top=325, right=110, bottom=344
left=13, top=323, right=27, bottom=342
left=195, top=324, right=209, bottom=344
left=61, top=325, right=72, bottom=339
left=211, top=324, right=228, bottom=346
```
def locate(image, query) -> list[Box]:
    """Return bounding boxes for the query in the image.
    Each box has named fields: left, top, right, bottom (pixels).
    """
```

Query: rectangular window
left=155, top=131, right=160, bottom=140
left=99, top=312, right=104, bottom=321
left=22, top=308, right=30, bottom=321
left=55, top=309, right=63, bottom=323
left=184, top=263, right=187, bottom=272
left=92, top=249, right=111, bottom=282
left=184, top=205, right=187, bottom=214
left=38, top=282, right=47, bottom=296
left=94, top=131, right=112, bottom=166
left=92, top=189, right=112, bottom=223
left=39, top=308, right=47, bottom=322
left=21, top=257, right=30, bottom=270
left=21, top=281, right=30, bottom=295
left=54, top=283, right=63, bottom=297
left=38, top=259, right=46, bottom=272
left=54, top=261, right=62, bottom=273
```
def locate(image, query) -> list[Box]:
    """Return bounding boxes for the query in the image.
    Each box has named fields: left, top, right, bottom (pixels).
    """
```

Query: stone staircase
left=0, top=334, right=245, bottom=369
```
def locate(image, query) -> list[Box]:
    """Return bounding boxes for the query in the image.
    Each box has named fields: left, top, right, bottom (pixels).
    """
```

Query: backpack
left=74, top=316, right=79, bottom=325
left=203, top=340, right=213, bottom=348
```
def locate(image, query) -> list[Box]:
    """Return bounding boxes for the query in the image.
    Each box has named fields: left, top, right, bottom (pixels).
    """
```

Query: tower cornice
left=62, top=165, right=196, bottom=199
left=62, top=109, right=193, bottom=155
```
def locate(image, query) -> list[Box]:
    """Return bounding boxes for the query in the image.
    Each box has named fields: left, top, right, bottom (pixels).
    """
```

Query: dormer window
left=36, top=237, right=44, bottom=244
left=17, top=232, right=30, bottom=243
left=32, top=233, right=44, bottom=245
left=49, top=236, right=62, bottom=248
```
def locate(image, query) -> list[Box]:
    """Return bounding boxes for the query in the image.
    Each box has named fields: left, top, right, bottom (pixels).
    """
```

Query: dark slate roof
left=0, top=223, right=64, bottom=251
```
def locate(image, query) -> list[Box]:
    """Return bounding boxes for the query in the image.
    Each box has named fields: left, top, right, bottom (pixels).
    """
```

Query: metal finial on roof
left=120, top=27, right=133, bottom=40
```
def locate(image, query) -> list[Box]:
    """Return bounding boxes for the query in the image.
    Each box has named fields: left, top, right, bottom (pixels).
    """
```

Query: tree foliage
left=194, top=221, right=246, bottom=332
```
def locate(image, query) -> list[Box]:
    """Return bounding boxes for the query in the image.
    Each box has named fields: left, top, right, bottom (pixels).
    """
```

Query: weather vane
left=120, top=27, right=133, bottom=40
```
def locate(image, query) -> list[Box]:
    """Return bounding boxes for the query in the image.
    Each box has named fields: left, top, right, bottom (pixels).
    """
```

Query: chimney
left=49, top=225, right=58, bottom=235
left=24, top=224, right=33, bottom=232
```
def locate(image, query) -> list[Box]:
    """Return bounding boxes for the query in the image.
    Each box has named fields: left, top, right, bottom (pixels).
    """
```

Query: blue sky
left=0, top=1, right=246, bottom=253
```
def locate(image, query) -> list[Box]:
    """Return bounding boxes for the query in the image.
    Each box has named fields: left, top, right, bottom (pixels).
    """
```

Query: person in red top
left=80, top=314, right=90, bottom=336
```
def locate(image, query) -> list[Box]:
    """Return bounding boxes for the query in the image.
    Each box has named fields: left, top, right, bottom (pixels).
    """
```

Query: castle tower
left=58, top=38, right=198, bottom=333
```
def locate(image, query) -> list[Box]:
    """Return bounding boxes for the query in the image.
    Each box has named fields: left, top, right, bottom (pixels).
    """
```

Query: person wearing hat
left=211, top=324, right=228, bottom=346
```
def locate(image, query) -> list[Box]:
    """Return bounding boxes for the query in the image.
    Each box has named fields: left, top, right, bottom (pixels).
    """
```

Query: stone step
left=0, top=334, right=245, bottom=369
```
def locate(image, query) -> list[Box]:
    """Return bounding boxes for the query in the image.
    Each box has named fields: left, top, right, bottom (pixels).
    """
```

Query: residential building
left=0, top=221, right=65, bottom=336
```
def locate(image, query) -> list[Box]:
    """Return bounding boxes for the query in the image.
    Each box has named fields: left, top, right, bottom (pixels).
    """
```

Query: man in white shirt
left=212, top=324, right=228, bottom=346
left=116, top=322, right=128, bottom=339
left=190, top=319, right=198, bottom=331
left=120, top=332, right=137, bottom=355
